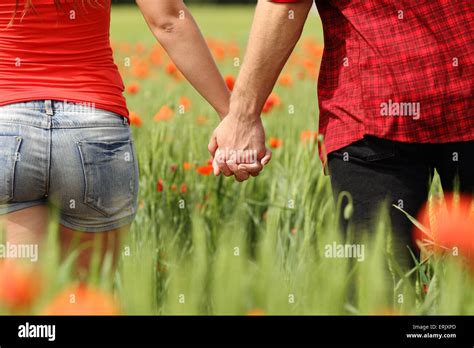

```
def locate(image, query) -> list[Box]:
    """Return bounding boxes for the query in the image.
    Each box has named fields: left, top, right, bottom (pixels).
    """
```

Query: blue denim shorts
left=0, top=100, right=139, bottom=232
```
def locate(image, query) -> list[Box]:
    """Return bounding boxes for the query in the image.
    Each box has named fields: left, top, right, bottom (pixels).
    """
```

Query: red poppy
left=247, top=308, right=265, bottom=316
left=225, top=75, right=235, bottom=91
left=154, top=105, right=174, bottom=122
left=415, top=194, right=474, bottom=264
left=196, top=115, right=208, bottom=125
left=166, top=62, right=178, bottom=75
left=0, top=261, right=42, bottom=311
left=156, top=179, right=164, bottom=192
left=196, top=165, right=213, bottom=176
left=131, top=59, right=149, bottom=79
left=269, top=137, right=283, bottom=149
left=42, top=284, right=120, bottom=315
left=126, top=82, right=140, bottom=95
left=179, top=96, right=192, bottom=112
left=262, top=93, right=281, bottom=114
left=128, top=111, right=142, bottom=127
left=300, top=130, right=318, bottom=145
left=278, top=73, right=293, bottom=87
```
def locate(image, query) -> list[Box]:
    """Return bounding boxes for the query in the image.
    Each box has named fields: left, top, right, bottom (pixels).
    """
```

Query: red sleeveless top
left=0, top=0, right=128, bottom=118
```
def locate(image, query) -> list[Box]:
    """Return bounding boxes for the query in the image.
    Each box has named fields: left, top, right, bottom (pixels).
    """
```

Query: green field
left=2, top=5, right=474, bottom=316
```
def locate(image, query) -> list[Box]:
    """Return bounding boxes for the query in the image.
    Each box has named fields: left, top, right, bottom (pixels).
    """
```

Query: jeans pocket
left=0, top=135, right=22, bottom=204
left=77, top=139, right=137, bottom=217
left=331, top=136, right=397, bottom=163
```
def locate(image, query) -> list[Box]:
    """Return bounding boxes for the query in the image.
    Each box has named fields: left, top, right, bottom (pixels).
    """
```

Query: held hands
left=208, top=112, right=272, bottom=182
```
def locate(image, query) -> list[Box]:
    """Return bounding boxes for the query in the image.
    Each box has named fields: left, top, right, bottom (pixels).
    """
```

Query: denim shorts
left=0, top=100, right=139, bottom=232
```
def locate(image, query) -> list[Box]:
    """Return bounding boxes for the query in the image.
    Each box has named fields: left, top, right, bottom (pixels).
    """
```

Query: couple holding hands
left=0, top=0, right=472, bottom=271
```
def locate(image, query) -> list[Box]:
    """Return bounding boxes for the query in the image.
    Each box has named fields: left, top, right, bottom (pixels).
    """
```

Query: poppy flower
left=149, top=46, right=163, bottom=66
left=131, top=59, right=150, bottom=79
left=227, top=42, right=240, bottom=57
left=196, top=115, right=209, bottom=125
left=166, top=62, right=178, bottom=75
left=278, top=73, right=293, bottom=87
left=262, top=93, right=281, bottom=114
left=156, top=178, right=164, bottom=192
left=247, top=308, right=265, bottom=316
left=42, top=284, right=120, bottom=315
left=180, top=183, right=187, bottom=194
left=128, top=112, right=142, bottom=127
left=300, top=130, right=318, bottom=145
left=269, top=137, right=283, bottom=149
left=212, top=46, right=226, bottom=61
left=135, top=42, right=146, bottom=55
left=196, top=165, right=213, bottom=176
left=154, top=105, right=174, bottom=122
left=415, top=194, right=474, bottom=264
left=119, top=42, right=131, bottom=54
left=183, top=162, right=192, bottom=171
left=0, top=261, right=42, bottom=311
left=171, top=184, right=177, bottom=192
left=126, top=82, right=140, bottom=95
left=225, top=75, right=235, bottom=91
left=179, top=96, right=192, bottom=112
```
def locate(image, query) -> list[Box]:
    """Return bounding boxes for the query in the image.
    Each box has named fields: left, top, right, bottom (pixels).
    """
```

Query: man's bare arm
left=231, top=0, right=313, bottom=118
left=209, top=0, right=313, bottom=179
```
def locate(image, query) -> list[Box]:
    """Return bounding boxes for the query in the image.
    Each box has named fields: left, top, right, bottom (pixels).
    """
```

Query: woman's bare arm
left=136, top=0, right=230, bottom=119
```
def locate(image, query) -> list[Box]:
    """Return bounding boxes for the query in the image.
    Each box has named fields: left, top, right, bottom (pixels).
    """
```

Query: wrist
left=229, top=93, right=261, bottom=121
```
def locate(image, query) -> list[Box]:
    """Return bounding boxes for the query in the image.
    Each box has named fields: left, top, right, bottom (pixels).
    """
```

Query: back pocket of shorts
left=77, top=140, right=137, bottom=217
left=0, top=136, right=22, bottom=204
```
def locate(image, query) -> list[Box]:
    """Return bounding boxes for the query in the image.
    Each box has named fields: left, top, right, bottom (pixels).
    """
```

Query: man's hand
left=208, top=112, right=272, bottom=181
left=208, top=0, right=312, bottom=182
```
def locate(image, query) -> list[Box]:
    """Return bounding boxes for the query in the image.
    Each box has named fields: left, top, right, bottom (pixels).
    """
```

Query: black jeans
left=328, top=136, right=474, bottom=264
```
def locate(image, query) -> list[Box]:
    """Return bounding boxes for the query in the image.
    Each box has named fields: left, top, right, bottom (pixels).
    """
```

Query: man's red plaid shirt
left=272, top=0, right=474, bottom=159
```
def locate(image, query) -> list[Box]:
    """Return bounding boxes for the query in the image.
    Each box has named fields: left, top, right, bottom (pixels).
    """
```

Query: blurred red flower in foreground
left=42, top=284, right=120, bottom=315
left=0, top=261, right=41, bottom=311
left=415, top=194, right=474, bottom=265
left=247, top=308, right=265, bottom=316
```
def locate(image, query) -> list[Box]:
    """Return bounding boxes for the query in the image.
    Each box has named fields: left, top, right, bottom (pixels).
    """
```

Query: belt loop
left=45, top=100, right=54, bottom=116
